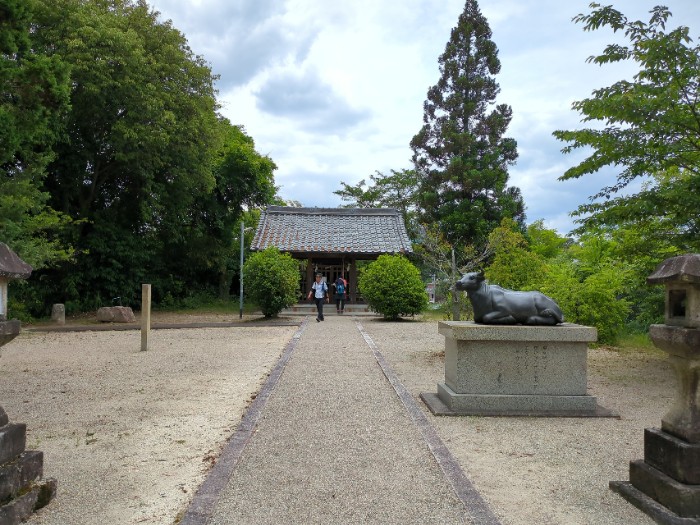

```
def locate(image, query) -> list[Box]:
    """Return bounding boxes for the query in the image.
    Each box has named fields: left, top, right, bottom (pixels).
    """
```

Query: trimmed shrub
left=359, top=254, right=428, bottom=320
left=243, top=247, right=299, bottom=317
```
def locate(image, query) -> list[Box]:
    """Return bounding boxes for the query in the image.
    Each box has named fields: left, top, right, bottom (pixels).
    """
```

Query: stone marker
left=421, top=321, right=617, bottom=417
left=611, top=254, right=700, bottom=523
left=96, top=305, right=136, bottom=323
left=50, top=304, right=65, bottom=325
left=0, top=242, right=56, bottom=523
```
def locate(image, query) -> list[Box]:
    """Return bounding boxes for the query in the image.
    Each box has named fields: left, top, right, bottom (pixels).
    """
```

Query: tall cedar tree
left=410, top=0, right=524, bottom=254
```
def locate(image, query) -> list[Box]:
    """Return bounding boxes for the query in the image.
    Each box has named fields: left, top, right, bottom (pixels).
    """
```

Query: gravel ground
left=0, top=313, right=671, bottom=524
left=361, top=318, right=668, bottom=525
left=0, top=314, right=297, bottom=524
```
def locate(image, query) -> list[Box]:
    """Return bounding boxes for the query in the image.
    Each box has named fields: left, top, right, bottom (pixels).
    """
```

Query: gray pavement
left=181, top=315, right=500, bottom=524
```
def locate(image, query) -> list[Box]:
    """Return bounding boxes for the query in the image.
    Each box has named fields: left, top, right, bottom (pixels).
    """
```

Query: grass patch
left=604, top=332, right=665, bottom=357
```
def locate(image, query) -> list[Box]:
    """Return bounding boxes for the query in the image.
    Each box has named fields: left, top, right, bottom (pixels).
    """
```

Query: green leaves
left=243, top=248, right=299, bottom=318
left=0, top=0, right=72, bottom=270
left=2, top=0, right=278, bottom=315
left=554, top=4, right=700, bottom=246
left=358, top=255, right=428, bottom=320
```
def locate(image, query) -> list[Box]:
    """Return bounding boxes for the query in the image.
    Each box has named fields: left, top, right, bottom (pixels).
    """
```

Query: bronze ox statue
left=455, top=272, right=564, bottom=325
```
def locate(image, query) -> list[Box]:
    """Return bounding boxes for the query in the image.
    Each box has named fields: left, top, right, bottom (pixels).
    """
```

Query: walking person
left=307, top=273, right=329, bottom=322
left=334, top=275, right=347, bottom=314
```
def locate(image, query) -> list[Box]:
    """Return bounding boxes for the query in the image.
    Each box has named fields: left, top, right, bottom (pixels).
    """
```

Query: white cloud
left=149, top=0, right=700, bottom=235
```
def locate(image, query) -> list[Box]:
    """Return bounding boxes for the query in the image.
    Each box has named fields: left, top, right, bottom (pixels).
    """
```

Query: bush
left=538, top=260, right=629, bottom=345
left=243, top=247, right=299, bottom=317
left=359, top=254, right=428, bottom=320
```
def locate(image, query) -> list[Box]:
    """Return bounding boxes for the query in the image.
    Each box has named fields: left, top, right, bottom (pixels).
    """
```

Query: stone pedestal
left=421, top=321, right=617, bottom=417
left=610, top=324, right=700, bottom=523
left=0, top=320, right=56, bottom=524
left=0, top=321, right=20, bottom=348
left=50, top=304, right=65, bottom=325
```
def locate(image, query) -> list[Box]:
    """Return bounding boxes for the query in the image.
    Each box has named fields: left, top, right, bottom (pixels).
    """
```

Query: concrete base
left=421, top=391, right=618, bottom=417
left=611, top=428, right=700, bottom=523
left=610, top=481, right=700, bottom=525
left=628, top=460, right=700, bottom=518
left=0, top=320, right=20, bottom=349
left=0, top=420, right=56, bottom=524
left=645, top=428, right=700, bottom=484
left=423, top=322, right=617, bottom=417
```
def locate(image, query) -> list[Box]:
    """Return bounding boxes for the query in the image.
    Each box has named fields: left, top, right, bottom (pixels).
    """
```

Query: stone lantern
left=0, top=242, right=55, bottom=523
left=611, top=254, right=700, bottom=523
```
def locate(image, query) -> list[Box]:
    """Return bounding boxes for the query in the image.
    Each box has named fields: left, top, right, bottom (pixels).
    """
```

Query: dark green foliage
left=538, top=261, right=629, bottom=345
left=410, top=0, right=524, bottom=252
left=484, top=218, right=546, bottom=291
left=4, top=0, right=278, bottom=316
left=358, top=255, right=428, bottom=320
left=483, top=222, right=631, bottom=344
left=243, top=248, right=299, bottom=317
left=0, top=0, right=73, bottom=270
left=184, top=122, right=277, bottom=299
left=334, top=169, right=420, bottom=238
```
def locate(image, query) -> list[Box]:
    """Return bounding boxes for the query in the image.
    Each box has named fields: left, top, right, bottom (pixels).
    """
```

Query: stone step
left=0, top=451, right=44, bottom=502
left=0, top=424, right=26, bottom=465
left=282, top=303, right=374, bottom=315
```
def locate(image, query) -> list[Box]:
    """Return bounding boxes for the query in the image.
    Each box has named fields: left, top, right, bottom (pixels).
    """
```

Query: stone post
left=611, top=254, right=700, bottom=523
left=50, top=304, right=65, bottom=325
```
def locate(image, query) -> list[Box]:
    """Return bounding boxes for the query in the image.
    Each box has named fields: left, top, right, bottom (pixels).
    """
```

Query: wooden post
left=141, top=284, right=151, bottom=351
left=306, top=258, right=314, bottom=299
left=350, top=258, right=358, bottom=303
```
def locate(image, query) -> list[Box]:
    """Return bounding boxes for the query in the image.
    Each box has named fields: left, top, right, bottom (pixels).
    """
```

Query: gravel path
left=208, top=316, right=469, bottom=524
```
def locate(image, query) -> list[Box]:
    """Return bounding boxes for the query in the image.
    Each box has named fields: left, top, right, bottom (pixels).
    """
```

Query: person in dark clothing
left=334, top=275, right=347, bottom=314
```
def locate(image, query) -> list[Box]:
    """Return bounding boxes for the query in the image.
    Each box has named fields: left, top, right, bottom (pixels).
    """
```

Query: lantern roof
left=647, top=254, right=700, bottom=285
left=0, top=242, right=32, bottom=280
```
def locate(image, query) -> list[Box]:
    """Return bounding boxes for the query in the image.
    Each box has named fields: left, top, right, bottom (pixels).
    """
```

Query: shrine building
left=250, top=206, right=413, bottom=302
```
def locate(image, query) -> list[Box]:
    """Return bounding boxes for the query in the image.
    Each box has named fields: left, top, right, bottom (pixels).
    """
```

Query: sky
left=147, top=0, right=700, bottom=235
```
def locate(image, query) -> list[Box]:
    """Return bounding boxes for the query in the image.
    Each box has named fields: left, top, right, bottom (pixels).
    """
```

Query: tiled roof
left=0, top=242, right=32, bottom=279
left=251, top=206, right=413, bottom=255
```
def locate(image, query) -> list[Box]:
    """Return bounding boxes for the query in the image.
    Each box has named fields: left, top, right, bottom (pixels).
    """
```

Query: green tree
left=334, top=169, right=420, bottom=235
left=358, top=254, right=428, bottom=320
left=25, top=0, right=223, bottom=311
left=526, top=220, right=569, bottom=260
left=0, top=0, right=73, bottom=269
left=410, top=0, right=524, bottom=254
left=185, top=120, right=277, bottom=299
left=243, top=247, right=299, bottom=317
left=484, top=218, right=546, bottom=291
left=554, top=4, right=700, bottom=247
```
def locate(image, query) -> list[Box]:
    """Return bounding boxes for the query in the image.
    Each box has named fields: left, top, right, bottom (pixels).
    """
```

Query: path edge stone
left=355, top=320, right=502, bottom=525
left=178, top=318, right=308, bottom=525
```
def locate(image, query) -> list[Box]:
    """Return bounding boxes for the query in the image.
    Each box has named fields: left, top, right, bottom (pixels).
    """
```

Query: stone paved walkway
left=180, top=315, right=500, bottom=525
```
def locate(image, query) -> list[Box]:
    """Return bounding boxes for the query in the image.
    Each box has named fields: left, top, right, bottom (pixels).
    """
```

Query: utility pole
left=239, top=220, right=244, bottom=319
left=451, top=248, right=460, bottom=321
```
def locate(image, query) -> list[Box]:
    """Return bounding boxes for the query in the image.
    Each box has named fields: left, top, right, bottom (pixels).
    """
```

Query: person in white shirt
left=307, top=273, right=329, bottom=322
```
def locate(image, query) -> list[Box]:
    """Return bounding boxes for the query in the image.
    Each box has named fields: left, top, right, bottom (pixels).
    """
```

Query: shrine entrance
left=303, top=258, right=356, bottom=301
left=251, top=206, right=413, bottom=306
